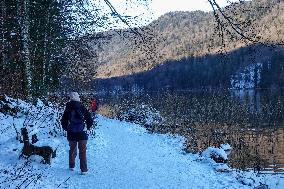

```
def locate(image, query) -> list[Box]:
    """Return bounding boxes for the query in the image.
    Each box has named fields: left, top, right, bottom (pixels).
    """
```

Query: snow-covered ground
left=0, top=98, right=283, bottom=189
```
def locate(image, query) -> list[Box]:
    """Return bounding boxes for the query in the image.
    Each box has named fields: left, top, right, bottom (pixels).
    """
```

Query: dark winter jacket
left=61, top=100, right=93, bottom=141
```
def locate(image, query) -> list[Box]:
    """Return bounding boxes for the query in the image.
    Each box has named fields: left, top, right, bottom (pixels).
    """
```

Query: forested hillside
left=83, top=0, right=284, bottom=91
left=92, top=44, right=283, bottom=91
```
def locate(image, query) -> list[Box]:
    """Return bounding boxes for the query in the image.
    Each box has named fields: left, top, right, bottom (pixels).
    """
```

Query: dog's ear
left=31, top=134, right=38, bottom=144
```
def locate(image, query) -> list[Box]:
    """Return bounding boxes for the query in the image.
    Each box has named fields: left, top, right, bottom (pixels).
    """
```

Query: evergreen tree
left=0, top=0, right=67, bottom=99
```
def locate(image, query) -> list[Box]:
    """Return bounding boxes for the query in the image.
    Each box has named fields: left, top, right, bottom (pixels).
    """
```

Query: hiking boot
left=69, top=168, right=74, bottom=171
left=80, top=171, right=87, bottom=175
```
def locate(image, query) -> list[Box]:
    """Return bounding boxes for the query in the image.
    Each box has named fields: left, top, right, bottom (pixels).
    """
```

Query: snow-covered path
left=35, top=116, right=258, bottom=189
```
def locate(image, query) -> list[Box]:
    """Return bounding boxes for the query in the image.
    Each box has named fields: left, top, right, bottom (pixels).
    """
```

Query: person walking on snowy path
left=90, top=97, right=98, bottom=127
left=61, top=92, right=93, bottom=175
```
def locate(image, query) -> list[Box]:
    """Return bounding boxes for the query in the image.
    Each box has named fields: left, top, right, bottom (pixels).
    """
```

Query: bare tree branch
left=103, top=0, right=143, bottom=37
left=208, top=0, right=284, bottom=46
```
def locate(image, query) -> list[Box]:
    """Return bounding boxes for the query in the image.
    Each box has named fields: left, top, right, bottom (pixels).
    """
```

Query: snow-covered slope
left=0, top=99, right=283, bottom=189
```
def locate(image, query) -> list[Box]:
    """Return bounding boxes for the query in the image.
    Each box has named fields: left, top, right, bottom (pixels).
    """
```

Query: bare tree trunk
left=43, top=33, right=47, bottom=87
left=43, top=5, right=51, bottom=89
left=19, top=0, right=32, bottom=99
left=0, top=1, right=6, bottom=70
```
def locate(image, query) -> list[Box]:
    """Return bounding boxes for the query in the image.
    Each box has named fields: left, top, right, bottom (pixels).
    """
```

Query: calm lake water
left=93, top=89, right=284, bottom=173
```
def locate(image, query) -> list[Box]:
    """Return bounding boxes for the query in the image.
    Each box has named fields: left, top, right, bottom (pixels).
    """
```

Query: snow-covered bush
left=1, top=96, right=44, bottom=117
left=0, top=96, right=63, bottom=139
left=202, top=144, right=231, bottom=163
left=0, top=95, right=21, bottom=116
left=118, top=103, right=164, bottom=128
left=220, top=143, right=232, bottom=151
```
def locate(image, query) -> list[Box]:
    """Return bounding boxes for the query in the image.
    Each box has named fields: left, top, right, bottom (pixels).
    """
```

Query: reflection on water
left=190, top=126, right=284, bottom=173
left=95, top=89, right=284, bottom=173
left=229, top=127, right=284, bottom=173
left=230, top=89, right=262, bottom=112
left=224, top=89, right=284, bottom=172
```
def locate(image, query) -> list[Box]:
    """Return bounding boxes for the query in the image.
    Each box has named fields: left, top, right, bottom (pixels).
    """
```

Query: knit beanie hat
left=69, top=92, right=80, bottom=102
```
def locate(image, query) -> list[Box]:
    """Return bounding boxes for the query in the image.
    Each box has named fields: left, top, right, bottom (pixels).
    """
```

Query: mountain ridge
left=66, top=0, right=284, bottom=90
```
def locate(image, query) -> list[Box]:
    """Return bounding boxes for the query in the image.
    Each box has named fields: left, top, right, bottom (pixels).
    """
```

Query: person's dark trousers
left=69, top=140, right=88, bottom=172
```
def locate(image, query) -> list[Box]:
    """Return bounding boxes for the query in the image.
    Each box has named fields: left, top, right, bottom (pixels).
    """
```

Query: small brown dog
left=20, top=128, right=56, bottom=164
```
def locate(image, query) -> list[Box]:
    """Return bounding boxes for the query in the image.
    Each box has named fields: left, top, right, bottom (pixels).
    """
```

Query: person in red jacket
left=90, top=97, right=98, bottom=127
left=90, top=98, right=98, bottom=113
